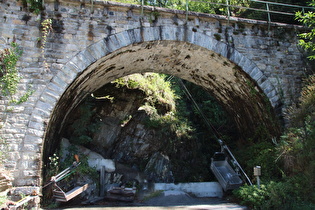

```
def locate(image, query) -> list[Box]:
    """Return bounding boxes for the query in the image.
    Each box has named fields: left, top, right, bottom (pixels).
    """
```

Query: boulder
left=144, top=152, right=174, bottom=183
left=61, top=138, right=115, bottom=172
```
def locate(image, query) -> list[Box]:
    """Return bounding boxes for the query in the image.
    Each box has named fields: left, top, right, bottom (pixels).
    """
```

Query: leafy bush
left=234, top=181, right=315, bottom=209
left=69, top=97, right=101, bottom=145
left=113, top=73, right=177, bottom=112
left=236, top=141, right=282, bottom=181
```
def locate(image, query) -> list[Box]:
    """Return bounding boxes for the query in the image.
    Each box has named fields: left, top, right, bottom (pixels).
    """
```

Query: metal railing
left=134, top=0, right=314, bottom=24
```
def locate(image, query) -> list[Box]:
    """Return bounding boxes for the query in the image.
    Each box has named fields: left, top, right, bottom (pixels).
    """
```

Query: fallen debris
left=105, top=187, right=136, bottom=202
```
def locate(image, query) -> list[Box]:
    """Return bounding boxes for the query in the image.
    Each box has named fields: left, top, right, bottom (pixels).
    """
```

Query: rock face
left=144, top=152, right=174, bottom=183
left=62, top=80, right=176, bottom=186
left=61, top=138, right=116, bottom=172
left=110, top=110, right=161, bottom=163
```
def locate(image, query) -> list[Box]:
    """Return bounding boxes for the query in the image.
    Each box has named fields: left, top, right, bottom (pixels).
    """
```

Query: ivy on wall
left=0, top=42, right=34, bottom=105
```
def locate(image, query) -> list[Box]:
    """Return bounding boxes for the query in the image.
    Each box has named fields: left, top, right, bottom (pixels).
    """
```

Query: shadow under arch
left=37, top=26, right=281, bottom=183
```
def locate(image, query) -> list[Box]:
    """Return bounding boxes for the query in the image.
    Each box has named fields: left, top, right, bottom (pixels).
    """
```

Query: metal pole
left=266, top=3, right=271, bottom=23
left=257, top=175, right=260, bottom=189
left=223, top=144, right=253, bottom=186
left=141, top=0, right=144, bottom=16
left=266, top=3, right=271, bottom=31
left=186, top=0, right=189, bottom=22
left=226, top=0, right=231, bottom=26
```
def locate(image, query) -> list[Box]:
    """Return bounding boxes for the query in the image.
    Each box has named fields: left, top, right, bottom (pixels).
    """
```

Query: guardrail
left=134, top=0, right=314, bottom=24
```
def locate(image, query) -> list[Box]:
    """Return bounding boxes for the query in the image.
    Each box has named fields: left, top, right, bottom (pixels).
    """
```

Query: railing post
left=266, top=2, right=271, bottom=23
left=226, top=0, right=230, bottom=24
left=186, top=0, right=189, bottom=22
left=141, top=0, right=144, bottom=16
left=265, top=2, right=271, bottom=31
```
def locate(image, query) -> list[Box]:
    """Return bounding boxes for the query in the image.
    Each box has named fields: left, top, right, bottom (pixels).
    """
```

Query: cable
left=174, top=77, right=253, bottom=185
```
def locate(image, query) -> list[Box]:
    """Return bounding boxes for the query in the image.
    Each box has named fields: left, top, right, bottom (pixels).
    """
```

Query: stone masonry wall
left=0, top=0, right=309, bottom=187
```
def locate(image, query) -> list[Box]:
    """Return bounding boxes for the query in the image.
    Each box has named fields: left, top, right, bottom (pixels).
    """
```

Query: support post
left=185, top=0, right=189, bottom=22
left=254, top=166, right=261, bottom=189
left=100, top=166, right=106, bottom=197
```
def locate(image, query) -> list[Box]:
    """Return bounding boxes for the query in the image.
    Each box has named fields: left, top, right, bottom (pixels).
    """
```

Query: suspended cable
left=173, top=77, right=253, bottom=186
left=176, top=79, right=222, bottom=141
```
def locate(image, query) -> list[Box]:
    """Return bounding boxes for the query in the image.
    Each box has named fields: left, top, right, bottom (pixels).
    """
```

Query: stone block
left=36, top=100, right=54, bottom=113
left=40, top=93, right=57, bottom=105
left=251, top=68, right=263, bottom=81
left=127, top=28, right=142, bottom=43
left=24, top=134, right=43, bottom=145
left=31, top=107, right=50, bottom=119
left=86, top=40, right=107, bottom=60
left=6, top=152, right=21, bottom=160
left=154, top=182, right=223, bottom=198
left=105, top=35, right=121, bottom=52
left=28, top=121, right=44, bottom=131
left=69, top=53, right=92, bottom=73
left=10, top=186, right=40, bottom=196
left=22, top=144, right=40, bottom=152
left=52, top=74, right=68, bottom=90
left=141, top=27, right=159, bottom=42
left=64, top=61, right=81, bottom=75
left=27, top=128, right=44, bottom=138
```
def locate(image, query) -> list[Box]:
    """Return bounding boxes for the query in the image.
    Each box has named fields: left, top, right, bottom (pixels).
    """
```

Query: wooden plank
left=59, top=184, right=89, bottom=202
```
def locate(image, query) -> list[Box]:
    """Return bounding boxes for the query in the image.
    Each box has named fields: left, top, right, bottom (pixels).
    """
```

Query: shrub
left=233, top=181, right=315, bottom=209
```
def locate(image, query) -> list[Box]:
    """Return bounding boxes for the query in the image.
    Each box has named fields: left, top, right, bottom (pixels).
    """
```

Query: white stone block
left=154, top=182, right=223, bottom=198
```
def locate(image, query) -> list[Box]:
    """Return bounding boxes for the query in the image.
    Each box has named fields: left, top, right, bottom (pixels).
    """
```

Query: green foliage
left=0, top=42, right=22, bottom=97
left=241, top=9, right=315, bottom=207
left=69, top=97, right=101, bottom=145
left=296, top=3, right=315, bottom=60
left=0, top=42, right=33, bottom=104
left=60, top=146, right=99, bottom=183
left=143, top=104, right=194, bottom=139
left=48, top=153, right=60, bottom=176
left=23, top=0, right=43, bottom=14
left=0, top=195, right=7, bottom=207
left=234, top=181, right=315, bottom=209
left=113, top=73, right=177, bottom=112
left=237, top=142, right=281, bottom=181
left=114, top=0, right=306, bottom=24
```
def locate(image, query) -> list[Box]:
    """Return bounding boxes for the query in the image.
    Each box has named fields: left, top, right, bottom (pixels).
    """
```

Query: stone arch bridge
left=0, top=0, right=310, bottom=190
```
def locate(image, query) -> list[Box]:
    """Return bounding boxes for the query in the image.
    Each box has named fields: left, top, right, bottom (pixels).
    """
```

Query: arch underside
left=43, top=39, right=281, bottom=164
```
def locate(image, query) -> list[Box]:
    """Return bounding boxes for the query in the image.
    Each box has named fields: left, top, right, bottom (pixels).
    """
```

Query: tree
left=296, top=0, right=315, bottom=60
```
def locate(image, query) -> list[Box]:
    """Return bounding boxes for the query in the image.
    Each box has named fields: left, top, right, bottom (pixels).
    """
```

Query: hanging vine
left=40, top=18, right=52, bottom=70
left=0, top=42, right=34, bottom=104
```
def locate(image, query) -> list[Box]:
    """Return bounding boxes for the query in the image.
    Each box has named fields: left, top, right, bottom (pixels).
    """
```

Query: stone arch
left=23, top=26, right=281, bottom=185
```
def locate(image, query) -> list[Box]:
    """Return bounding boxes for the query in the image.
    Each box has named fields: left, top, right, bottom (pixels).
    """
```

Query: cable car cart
left=210, top=140, right=252, bottom=191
